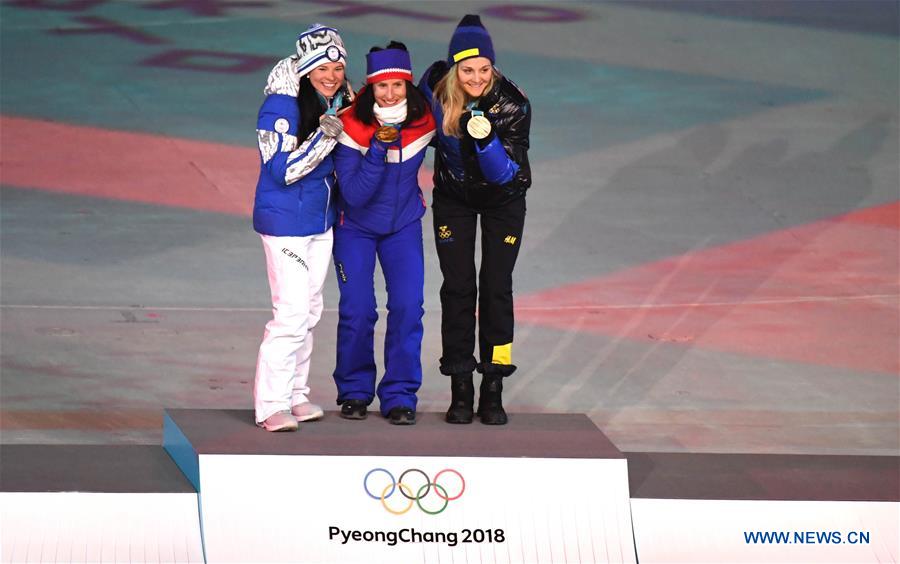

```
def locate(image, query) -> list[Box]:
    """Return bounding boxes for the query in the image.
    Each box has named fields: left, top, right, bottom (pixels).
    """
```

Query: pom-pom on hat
left=366, top=47, right=413, bottom=84
left=447, top=14, right=495, bottom=65
left=295, top=23, right=347, bottom=77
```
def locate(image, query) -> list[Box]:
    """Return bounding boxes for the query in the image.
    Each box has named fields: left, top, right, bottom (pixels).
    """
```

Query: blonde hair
left=434, top=65, right=497, bottom=138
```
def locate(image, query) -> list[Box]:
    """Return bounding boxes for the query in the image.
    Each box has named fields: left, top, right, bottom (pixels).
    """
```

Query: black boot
left=340, top=400, right=368, bottom=420
left=477, top=373, right=508, bottom=425
left=445, top=373, right=474, bottom=424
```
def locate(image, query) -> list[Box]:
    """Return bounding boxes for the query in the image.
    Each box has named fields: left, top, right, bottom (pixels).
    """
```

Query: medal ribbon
left=326, top=92, right=343, bottom=116
left=317, top=91, right=344, bottom=115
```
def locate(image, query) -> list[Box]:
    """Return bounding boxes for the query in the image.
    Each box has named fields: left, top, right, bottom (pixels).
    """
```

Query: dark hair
left=353, top=82, right=427, bottom=127
left=296, top=75, right=352, bottom=140
left=353, top=41, right=427, bottom=127
left=296, top=76, right=325, bottom=140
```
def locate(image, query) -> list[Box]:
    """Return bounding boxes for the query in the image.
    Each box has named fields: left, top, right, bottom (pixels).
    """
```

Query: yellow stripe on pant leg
left=492, top=343, right=512, bottom=365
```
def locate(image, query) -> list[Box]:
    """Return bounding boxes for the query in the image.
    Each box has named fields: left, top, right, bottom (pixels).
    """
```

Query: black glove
left=458, top=111, right=473, bottom=136
left=459, top=110, right=495, bottom=148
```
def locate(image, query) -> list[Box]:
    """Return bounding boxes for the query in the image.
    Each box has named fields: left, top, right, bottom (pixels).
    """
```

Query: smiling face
left=372, top=79, right=407, bottom=107
left=456, top=57, right=493, bottom=98
left=308, top=61, right=345, bottom=98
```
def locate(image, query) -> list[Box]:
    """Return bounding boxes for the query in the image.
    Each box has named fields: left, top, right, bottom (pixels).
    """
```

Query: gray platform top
left=165, top=409, right=624, bottom=459
left=0, top=445, right=196, bottom=493
left=626, top=452, right=900, bottom=502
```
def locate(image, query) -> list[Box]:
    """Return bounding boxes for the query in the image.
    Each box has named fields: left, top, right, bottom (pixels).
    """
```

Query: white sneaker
left=257, top=411, right=299, bottom=432
left=291, top=402, right=324, bottom=422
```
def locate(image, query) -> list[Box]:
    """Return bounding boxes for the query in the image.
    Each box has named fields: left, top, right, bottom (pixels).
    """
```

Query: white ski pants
left=254, top=229, right=333, bottom=423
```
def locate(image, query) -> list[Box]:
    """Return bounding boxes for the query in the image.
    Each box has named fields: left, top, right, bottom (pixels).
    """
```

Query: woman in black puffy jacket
left=419, top=14, right=532, bottom=425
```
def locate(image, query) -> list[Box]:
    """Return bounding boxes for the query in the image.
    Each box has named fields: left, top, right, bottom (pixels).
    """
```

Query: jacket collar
left=474, top=77, right=502, bottom=111
left=341, top=111, right=435, bottom=149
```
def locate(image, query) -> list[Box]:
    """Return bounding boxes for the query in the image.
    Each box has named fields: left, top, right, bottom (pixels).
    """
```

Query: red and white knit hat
left=365, top=48, right=413, bottom=84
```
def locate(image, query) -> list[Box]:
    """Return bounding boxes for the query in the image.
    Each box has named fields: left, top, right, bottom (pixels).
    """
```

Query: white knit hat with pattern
left=295, top=23, right=347, bottom=77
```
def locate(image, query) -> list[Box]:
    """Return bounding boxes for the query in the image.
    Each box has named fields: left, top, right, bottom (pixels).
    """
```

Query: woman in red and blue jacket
left=331, top=42, right=436, bottom=425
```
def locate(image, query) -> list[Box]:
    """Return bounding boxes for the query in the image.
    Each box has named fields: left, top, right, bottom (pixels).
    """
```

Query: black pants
left=432, top=191, right=526, bottom=376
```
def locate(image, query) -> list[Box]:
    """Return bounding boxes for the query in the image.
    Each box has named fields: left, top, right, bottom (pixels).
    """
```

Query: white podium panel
left=631, top=498, right=899, bottom=563
left=198, top=454, right=634, bottom=564
left=163, top=408, right=637, bottom=563
left=0, top=445, right=204, bottom=564
left=0, top=492, right=204, bottom=564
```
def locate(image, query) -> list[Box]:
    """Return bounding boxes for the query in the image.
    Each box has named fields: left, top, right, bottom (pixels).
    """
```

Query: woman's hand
left=370, top=125, right=401, bottom=151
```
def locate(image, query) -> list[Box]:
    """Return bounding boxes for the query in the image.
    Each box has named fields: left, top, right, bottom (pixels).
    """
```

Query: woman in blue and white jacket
left=252, top=24, right=353, bottom=432
left=331, top=42, right=435, bottom=425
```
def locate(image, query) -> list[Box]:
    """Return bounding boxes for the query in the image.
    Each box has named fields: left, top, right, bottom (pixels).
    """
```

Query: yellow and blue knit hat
left=447, top=14, right=495, bottom=66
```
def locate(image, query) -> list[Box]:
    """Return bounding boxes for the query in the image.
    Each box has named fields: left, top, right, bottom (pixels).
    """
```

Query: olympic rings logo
left=364, top=468, right=465, bottom=515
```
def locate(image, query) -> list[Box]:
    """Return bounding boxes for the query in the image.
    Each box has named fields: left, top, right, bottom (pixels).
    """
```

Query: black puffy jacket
left=420, top=61, right=532, bottom=209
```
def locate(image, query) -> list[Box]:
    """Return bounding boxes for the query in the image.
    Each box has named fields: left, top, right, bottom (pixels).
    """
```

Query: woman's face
left=308, top=62, right=345, bottom=98
left=456, top=57, right=493, bottom=98
left=372, top=79, right=407, bottom=107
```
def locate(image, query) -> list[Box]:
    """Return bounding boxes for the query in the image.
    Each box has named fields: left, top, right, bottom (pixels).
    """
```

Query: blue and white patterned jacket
left=252, top=55, right=340, bottom=237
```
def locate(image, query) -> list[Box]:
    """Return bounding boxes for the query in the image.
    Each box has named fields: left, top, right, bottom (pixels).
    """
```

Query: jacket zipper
left=324, top=175, right=332, bottom=232
left=392, top=131, right=403, bottom=232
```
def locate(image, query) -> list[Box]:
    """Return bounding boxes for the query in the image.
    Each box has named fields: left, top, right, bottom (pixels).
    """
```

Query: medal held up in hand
left=375, top=125, right=399, bottom=143
left=466, top=110, right=491, bottom=140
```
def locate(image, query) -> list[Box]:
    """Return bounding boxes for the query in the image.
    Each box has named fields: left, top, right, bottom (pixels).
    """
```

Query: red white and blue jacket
left=334, top=108, right=436, bottom=235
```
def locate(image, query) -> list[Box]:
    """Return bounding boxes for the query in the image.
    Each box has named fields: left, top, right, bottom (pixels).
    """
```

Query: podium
left=627, top=452, right=899, bottom=563
left=163, top=409, right=637, bottom=563
left=0, top=445, right=203, bottom=563
left=3, top=415, right=896, bottom=563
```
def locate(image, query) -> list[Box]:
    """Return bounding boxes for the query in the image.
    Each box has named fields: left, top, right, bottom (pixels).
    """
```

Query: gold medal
left=467, top=114, right=491, bottom=140
left=375, top=125, right=399, bottom=143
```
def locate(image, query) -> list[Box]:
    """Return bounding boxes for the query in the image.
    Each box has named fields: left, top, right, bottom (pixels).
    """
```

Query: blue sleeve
left=333, top=141, right=389, bottom=207
left=475, top=135, right=520, bottom=185
left=257, top=94, right=298, bottom=185
left=417, top=64, right=436, bottom=102
left=258, top=93, right=335, bottom=186
left=418, top=65, right=443, bottom=149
